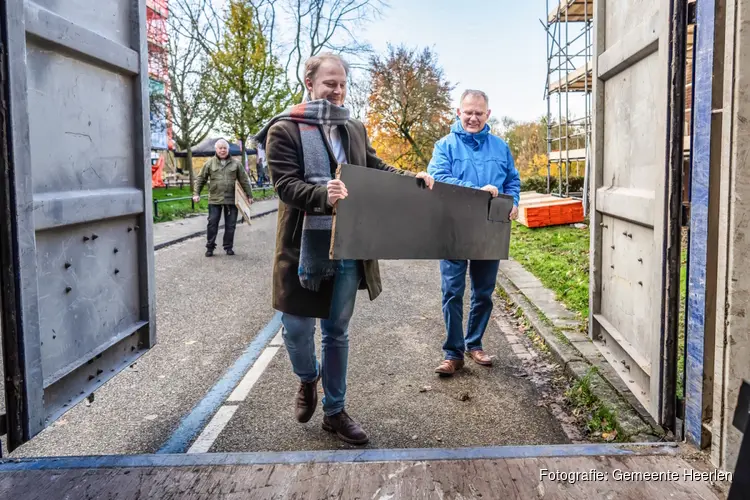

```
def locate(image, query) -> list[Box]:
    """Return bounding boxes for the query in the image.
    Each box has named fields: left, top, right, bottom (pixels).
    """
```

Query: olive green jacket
left=193, top=155, right=254, bottom=205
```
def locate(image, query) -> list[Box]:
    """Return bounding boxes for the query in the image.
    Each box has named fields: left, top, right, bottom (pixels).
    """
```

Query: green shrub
left=521, top=175, right=585, bottom=194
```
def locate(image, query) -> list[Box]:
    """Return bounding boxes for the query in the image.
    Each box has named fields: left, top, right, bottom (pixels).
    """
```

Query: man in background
left=193, top=139, right=254, bottom=257
left=427, top=89, right=521, bottom=376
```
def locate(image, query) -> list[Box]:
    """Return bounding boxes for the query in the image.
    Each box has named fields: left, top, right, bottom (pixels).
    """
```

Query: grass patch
left=509, top=222, right=590, bottom=320
left=152, top=185, right=276, bottom=223
left=565, top=367, right=626, bottom=442
left=507, top=221, right=690, bottom=403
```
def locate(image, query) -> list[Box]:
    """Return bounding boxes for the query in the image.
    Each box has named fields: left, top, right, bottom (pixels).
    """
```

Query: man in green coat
left=192, top=139, right=254, bottom=256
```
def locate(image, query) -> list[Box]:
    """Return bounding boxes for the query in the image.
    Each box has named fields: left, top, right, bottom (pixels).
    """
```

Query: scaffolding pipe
left=582, top=0, right=590, bottom=216
left=545, top=0, right=552, bottom=195
left=565, top=5, right=570, bottom=197
left=557, top=7, right=562, bottom=196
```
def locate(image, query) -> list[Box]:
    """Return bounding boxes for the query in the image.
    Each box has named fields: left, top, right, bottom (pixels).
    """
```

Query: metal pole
left=557, top=3, right=563, bottom=197
left=583, top=0, right=590, bottom=216
left=565, top=4, right=570, bottom=197
left=154, top=199, right=158, bottom=218
left=546, top=0, right=552, bottom=195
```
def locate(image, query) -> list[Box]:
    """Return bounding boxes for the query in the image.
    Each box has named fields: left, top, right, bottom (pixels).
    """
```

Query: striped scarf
left=256, top=99, right=351, bottom=291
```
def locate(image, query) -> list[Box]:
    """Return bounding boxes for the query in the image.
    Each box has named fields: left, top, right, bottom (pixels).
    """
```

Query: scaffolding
left=543, top=0, right=593, bottom=212
left=147, top=0, right=172, bottom=151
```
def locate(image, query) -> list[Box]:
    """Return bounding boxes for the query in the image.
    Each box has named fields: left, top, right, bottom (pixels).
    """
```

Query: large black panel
left=330, top=164, right=513, bottom=260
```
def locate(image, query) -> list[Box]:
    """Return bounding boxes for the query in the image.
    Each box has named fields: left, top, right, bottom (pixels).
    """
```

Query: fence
left=153, top=186, right=275, bottom=218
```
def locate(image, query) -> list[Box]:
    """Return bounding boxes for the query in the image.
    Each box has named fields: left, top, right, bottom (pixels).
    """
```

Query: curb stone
left=495, top=269, right=665, bottom=442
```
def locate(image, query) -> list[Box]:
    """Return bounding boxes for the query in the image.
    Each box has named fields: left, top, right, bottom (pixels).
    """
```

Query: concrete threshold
left=496, top=259, right=665, bottom=442
left=0, top=442, right=681, bottom=471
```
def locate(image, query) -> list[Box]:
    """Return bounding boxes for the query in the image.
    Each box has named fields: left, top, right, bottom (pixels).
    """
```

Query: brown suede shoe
left=295, top=376, right=319, bottom=423
left=322, top=410, right=369, bottom=445
left=435, top=358, right=465, bottom=376
left=467, top=349, right=493, bottom=366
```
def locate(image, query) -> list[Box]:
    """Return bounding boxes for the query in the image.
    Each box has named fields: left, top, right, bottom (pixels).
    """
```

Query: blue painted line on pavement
left=0, top=442, right=680, bottom=471
left=156, top=311, right=283, bottom=454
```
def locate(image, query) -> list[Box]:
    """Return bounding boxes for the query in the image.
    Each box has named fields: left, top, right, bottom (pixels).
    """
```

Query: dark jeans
left=439, top=259, right=501, bottom=360
left=281, top=260, right=361, bottom=416
left=206, top=204, right=238, bottom=251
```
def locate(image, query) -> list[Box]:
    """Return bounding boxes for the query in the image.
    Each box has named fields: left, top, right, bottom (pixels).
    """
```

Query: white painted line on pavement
left=185, top=327, right=284, bottom=453
left=227, top=345, right=281, bottom=402
left=269, top=326, right=284, bottom=346
left=187, top=405, right=239, bottom=454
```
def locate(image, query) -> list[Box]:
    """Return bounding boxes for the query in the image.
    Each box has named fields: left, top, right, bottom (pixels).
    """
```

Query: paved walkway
left=207, top=257, right=572, bottom=453
left=152, top=198, right=279, bottom=249
left=11, top=214, right=578, bottom=458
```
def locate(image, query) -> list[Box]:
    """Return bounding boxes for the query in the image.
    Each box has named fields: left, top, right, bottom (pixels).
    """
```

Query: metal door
left=1, top=0, right=155, bottom=452
left=589, top=0, right=685, bottom=426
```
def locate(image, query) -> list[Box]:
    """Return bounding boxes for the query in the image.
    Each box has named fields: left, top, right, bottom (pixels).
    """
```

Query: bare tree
left=170, top=0, right=290, bottom=170
left=282, top=0, right=389, bottom=97
left=166, top=1, right=224, bottom=186
left=345, top=70, right=371, bottom=122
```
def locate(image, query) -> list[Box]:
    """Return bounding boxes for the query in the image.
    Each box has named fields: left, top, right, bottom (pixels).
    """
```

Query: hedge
left=521, top=175, right=585, bottom=194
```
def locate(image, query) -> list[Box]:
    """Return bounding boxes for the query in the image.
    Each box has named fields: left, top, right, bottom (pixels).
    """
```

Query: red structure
left=147, top=0, right=173, bottom=151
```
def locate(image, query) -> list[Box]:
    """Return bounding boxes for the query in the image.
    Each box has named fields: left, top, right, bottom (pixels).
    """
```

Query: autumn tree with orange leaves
left=365, top=45, right=455, bottom=171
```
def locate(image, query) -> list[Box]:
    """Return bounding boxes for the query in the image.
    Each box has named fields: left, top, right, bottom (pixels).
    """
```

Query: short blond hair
left=304, top=52, right=350, bottom=82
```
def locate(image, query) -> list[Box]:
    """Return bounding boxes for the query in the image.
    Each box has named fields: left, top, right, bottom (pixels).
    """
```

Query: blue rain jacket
left=427, top=120, right=521, bottom=206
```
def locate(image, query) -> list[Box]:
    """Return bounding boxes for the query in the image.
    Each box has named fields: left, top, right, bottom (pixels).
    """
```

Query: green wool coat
left=266, top=118, right=415, bottom=319
left=193, top=155, right=254, bottom=205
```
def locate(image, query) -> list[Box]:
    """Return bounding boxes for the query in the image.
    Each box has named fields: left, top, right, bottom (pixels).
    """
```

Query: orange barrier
left=152, top=157, right=165, bottom=188
left=516, top=191, right=584, bottom=228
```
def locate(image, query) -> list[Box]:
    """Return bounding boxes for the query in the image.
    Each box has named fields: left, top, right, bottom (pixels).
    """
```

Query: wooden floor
left=0, top=454, right=728, bottom=499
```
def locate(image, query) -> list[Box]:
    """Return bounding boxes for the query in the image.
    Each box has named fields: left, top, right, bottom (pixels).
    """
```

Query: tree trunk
left=240, top=136, right=248, bottom=172
left=239, top=136, right=256, bottom=182
left=402, top=130, right=428, bottom=169
left=187, top=147, right=195, bottom=189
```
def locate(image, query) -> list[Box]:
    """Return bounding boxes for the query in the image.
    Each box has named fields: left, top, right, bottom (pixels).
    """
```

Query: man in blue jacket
left=427, top=89, right=521, bottom=376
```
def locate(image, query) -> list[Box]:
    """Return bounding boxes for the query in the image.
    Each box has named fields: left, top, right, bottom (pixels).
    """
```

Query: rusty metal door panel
left=1, top=0, right=154, bottom=452
left=590, top=0, right=683, bottom=425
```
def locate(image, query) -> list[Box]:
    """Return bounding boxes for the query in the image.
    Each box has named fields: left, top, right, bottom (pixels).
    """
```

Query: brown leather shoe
left=295, top=376, right=319, bottom=423
left=322, top=410, right=369, bottom=445
left=467, top=349, right=493, bottom=366
left=435, top=358, right=465, bottom=376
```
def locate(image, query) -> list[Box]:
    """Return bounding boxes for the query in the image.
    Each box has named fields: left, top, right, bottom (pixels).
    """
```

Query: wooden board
left=549, top=148, right=587, bottom=162
left=235, top=181, right=253, bottom=223
left=0, top=455, right=727, bottom=499
left=517, top=192, right=585, bottom=228
left=330, top=164, right=514, bottom=260
left=548, top=0, right=594, bottom=23
left=549, top=64, right=594, bottom=94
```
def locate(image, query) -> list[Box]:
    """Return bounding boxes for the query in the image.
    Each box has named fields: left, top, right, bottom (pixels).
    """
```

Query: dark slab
left=330, top=164, right=514, bottom=260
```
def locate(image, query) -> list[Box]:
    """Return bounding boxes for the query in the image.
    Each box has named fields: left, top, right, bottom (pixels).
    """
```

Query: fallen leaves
left=601, top=430, right=618, bottom=442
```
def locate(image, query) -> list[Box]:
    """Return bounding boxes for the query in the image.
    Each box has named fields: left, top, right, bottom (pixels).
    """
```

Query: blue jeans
left=440, top=259, right=500, bottom=360
left=281, top=260, right=361, bottom=416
